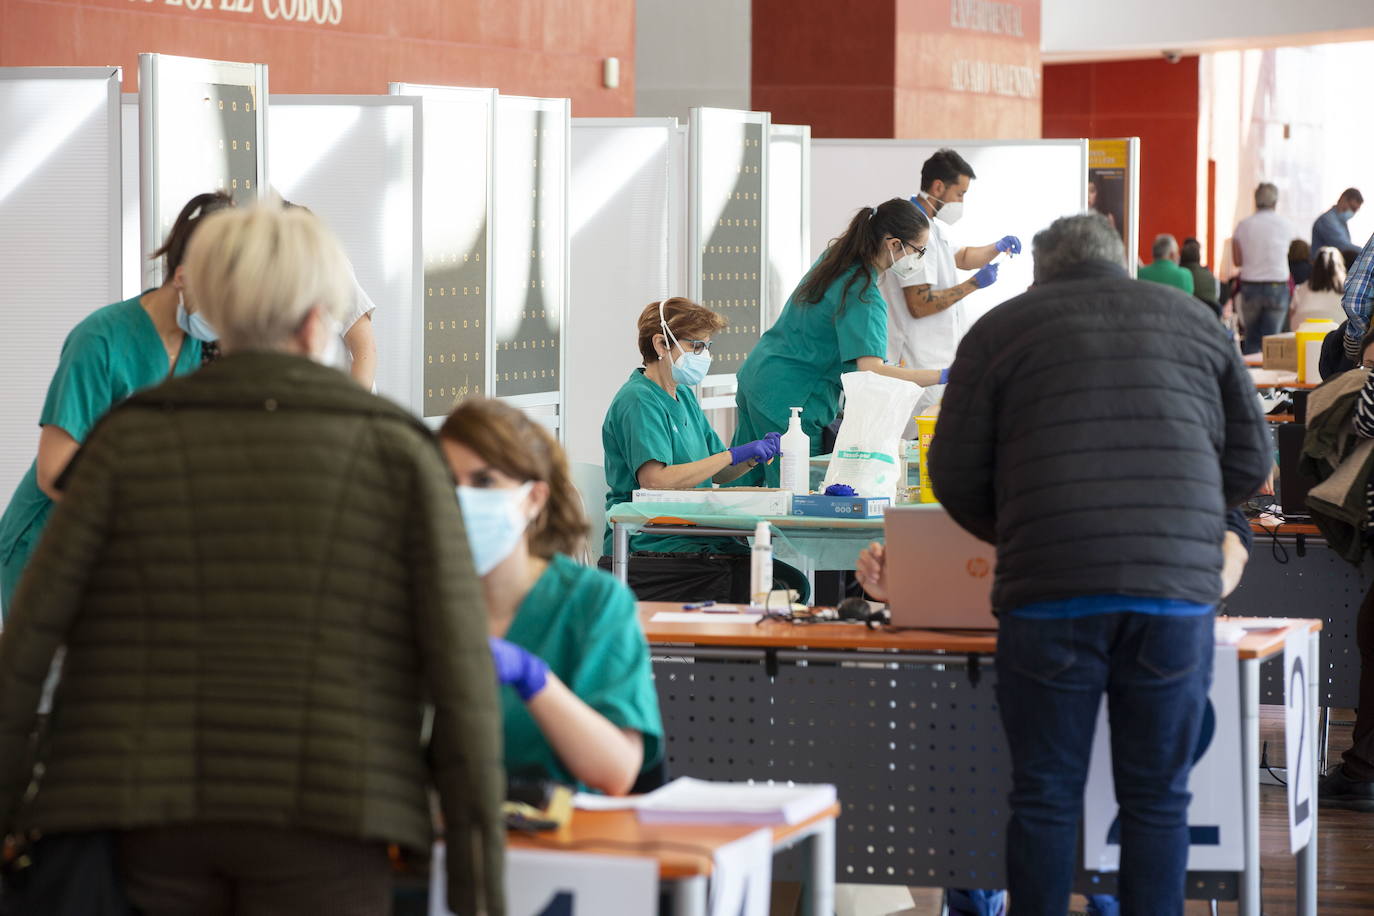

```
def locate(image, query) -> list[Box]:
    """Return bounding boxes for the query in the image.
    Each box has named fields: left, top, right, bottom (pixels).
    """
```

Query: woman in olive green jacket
left=0, top=203, right=505, bottom=916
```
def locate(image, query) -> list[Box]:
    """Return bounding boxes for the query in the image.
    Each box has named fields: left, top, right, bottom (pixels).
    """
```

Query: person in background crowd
left=1291, top=247, right=1348, bottom=328
left=1232, top=182, right=1299, bottom=354
left=1289, top=239, right=1313, bottom=287
left=1180, top=237, right=1220, bottom=314
left=440, top=397, right=662, bottom=795
left=0, top=201, right=505, bottom=916
left=1340, top=232, right=1374, bottom=365
left=0, top=191, right=232, bottom=619
left=1312, top=187, right=1364, bottom=263
left=927, top=213, right=1269, bottom=916
left=733, top=198, right=944, bottom=486
left=1137, top=233, right=1195, bottom=294
left=883, top=148, right=1015, bottom=417
left=1319, top=325, right=1374, bottom=812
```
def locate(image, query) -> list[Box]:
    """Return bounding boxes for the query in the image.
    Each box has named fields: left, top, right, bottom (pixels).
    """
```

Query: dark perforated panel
left=1227, top=537, right=1367, bottom=707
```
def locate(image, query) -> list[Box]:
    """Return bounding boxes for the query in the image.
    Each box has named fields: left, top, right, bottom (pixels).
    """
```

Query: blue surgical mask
left=176, top=292, right=219, bottom=343
left=1339, top=209, right=1355, bottom=223
left=456, top=481, right=533, bottom=576
left=658, top=299, right=712, bottom=387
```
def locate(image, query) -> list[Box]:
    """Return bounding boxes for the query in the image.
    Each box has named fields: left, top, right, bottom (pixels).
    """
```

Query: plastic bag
left=821, top=371, right=923, bottom=503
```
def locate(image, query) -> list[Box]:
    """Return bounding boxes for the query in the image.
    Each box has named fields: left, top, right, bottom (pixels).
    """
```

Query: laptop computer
left=1276, top=422, right=1315, bottom=521
left=884, top=504, right=998, bottom=629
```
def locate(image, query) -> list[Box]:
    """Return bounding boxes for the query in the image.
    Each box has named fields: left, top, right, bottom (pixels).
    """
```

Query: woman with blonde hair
left=0, top=201, right=504, bottom=916
left=440, top=398, right=662, bottom=795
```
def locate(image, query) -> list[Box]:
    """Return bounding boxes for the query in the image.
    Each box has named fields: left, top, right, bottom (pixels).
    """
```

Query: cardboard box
left=632, top=487, right=792, bottom=517
left=1262, top=333, right=1297, bottom=371
left=791, top=495, right=890, bottom=518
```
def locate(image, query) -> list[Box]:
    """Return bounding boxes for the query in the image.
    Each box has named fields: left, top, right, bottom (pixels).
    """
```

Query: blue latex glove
left=824, top=484, right=856, bottom=496
left=972, top=263, right=999, bottom=289
left=489, top=636, right=549, bottom=702
left=939, top=367, right=951, bottom=384
left=730, top=432, right=781, bottom=466
left=994, top=235, right=1021, bottom=255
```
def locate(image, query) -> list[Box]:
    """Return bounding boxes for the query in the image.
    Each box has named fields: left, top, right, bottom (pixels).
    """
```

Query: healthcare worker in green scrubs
left=732, top=198, right=946, bottom=486
left=0, top=191, right=232, bottom=618
left=440, top=397, right=662, bottom=795
left=601, top=298, right=781, bottom=557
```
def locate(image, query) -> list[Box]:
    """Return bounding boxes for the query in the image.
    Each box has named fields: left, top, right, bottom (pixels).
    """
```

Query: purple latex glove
left=994, top=235, right=1022, bottom=255
left=939, top=368, right=951, bottom=385
left=825, top=484, right=857, bottom=496
left=489, top=636, right=549, bottom=702
left=972, top=263, right=999, bottom=289
left=729, top=432, right=781, bottom=466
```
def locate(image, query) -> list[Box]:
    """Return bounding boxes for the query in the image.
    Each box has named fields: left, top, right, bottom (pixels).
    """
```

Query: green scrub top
left=0, top=293, right=202, bottom=617
left=601, top=368, right=740, bottom=556
left=731, top=261, right=889, bottom=486
left=502, top=553, right=663, bottom=787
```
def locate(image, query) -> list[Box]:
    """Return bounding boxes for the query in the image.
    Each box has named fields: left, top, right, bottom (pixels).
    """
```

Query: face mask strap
left=657, top=299, right=684, bottom=362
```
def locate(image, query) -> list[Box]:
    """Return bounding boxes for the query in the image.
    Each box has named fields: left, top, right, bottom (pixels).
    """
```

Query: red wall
left=0, top=0, right=634, bottom=115
left=1043, top=57, right=1200, bottom=266
left=753, top=0, right=1041, bottom=140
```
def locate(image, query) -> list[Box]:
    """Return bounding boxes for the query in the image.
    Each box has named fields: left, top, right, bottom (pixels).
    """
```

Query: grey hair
left=1152, top=233, right=1179, bottom=259
left=1254, top=182, right=1279, bottom=209
left=1032, top=213, right=1126, bottom=285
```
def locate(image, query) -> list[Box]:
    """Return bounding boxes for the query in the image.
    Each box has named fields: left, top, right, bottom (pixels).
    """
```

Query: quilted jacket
left=0, top=352, right=505, bottom=915
left=928, top=259, right=1271, bottom=611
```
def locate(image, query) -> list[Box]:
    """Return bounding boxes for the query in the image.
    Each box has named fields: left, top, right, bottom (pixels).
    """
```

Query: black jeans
left=1341, top=579, right=1374, bottom=779
left=995, top=612, right=1214, bottom=916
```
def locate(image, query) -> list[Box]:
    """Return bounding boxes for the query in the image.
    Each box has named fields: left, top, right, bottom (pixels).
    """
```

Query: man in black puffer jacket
left=928, top=213, right=1270, bottom=916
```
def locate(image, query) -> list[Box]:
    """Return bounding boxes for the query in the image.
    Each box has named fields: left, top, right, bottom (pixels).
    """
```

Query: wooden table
left=1250, top=367, right=1320, bottom=390
left=640, top=603, right=1322, bottom=916
left=507, top=804, right=841, bottom=915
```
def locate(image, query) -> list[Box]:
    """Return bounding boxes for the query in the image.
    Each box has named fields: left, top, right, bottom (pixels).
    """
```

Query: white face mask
left=923, top=190, right=964, bottom=226
left=890, top=244, right=926, bottom=283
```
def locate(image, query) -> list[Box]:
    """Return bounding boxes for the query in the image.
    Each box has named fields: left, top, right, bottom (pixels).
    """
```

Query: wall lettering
left=127, top=0, right=343, bottom=27
left=950, top=59, right=1039, bottom=99
left=949, top=0, right=1024, bottom=37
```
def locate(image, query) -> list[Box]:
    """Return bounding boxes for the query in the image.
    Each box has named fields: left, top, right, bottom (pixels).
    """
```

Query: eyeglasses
left=901, top=240, right=927, bottom=260
left=679, top=339, right=714, bottom=355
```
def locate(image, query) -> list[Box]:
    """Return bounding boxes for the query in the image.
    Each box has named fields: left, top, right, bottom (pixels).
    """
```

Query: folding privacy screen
left=0, top=67, right=122, bottom=509
left=138, top=53, right=268, bottom=289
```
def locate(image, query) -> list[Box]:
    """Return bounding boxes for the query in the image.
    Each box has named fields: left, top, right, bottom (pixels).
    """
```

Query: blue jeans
left=1239, top=281, right=1291, bottom=354
left=995, top=612, right=1214, bottom=916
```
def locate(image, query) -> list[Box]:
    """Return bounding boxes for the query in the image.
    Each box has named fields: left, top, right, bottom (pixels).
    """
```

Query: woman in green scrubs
left=440, top=397, right=662, bottom=794
left=732, top=198, right=945, bottom=486
left=0, top=192, right=232, bottom=618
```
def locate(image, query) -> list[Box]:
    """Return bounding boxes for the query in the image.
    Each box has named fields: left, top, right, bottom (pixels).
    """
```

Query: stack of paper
left=635, top=776, right=837, bottom=825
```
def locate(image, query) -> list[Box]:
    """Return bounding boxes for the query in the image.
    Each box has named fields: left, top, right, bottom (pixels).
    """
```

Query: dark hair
left=1309, top=246, right=1347, bottom=295
left=795, top=199, right=929, bottom=307
left=1180, top=237, right=1203, bottom=265
left=636, top=298, right=726, bottom=364
left=1287, top=238, right=1310, bottom=262
left=1341, top=187, right=1363, bottom=205
left=920, top=148, right=976, bottom=192
left=439, top=398, right=588, bottom=559
left=149, top=191, right=234, bottom=281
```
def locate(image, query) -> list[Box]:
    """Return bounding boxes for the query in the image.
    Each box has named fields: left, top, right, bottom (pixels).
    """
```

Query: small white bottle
left=750, top=521, right=773, bottom=607
left=779, top=406, right=809, bottom=496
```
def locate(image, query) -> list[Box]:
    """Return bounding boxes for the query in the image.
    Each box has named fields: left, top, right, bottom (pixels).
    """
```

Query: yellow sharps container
left=915, top=413, right=939, bottom=504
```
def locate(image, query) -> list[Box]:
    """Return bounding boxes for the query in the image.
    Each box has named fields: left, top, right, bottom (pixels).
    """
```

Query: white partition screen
left=690, top=107, right=770, bottom=385
left=391, top=83, right=496, bottom=421
left=493, top=95, right=569, bottom=432
left=811, top=139, right=1089, bottom=325
left=269, top=96, right=423, bottom=414
left=121, top=94, right=142, bottom=299
left=0, top=67, right=121, bottom=507
left=767, top=123, right=810, bottom=329
left=138, top=53, right=268, bottom=289
left=567, top=118, right=677, bottom=466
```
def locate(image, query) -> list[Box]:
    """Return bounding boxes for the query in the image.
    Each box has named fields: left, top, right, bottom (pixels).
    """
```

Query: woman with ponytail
left=731, top=198, right=944, bottom=486
left=0, top=191, right=232, bottom=617
left=440, top=398, right=662, bottom=795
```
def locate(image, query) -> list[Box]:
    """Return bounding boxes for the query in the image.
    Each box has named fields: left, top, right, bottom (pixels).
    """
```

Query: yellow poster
left=1088, top=139, right=1131, bottom=244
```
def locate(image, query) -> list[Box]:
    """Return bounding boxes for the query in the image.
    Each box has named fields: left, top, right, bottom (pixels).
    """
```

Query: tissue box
left=1262, top=333, right=1296, bottom=371
left=791, top=495, right=890, bottom=518
left=632, top=487, right=792, bottom=516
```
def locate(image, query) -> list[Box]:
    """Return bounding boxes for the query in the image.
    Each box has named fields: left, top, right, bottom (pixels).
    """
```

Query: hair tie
left=867, top=206, right=877, bottom=221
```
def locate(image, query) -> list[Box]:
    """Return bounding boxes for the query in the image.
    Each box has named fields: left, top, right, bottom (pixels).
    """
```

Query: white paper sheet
left=650, top=612, right=763, bottom=624
left=709, top=827, right=772, bottom=916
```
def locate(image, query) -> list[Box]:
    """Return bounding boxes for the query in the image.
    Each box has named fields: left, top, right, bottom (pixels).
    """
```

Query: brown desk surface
left=507, top=803, right=842, bottom=879
left=1250, top=368, right=1320, bottom=390
left=640, top=603, right=1320, bottom=662
left=1250, top=519, right=1322, bottom=537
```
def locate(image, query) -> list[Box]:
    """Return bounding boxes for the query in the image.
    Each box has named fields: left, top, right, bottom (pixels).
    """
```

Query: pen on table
left=681, top=601, right=716, bottom=610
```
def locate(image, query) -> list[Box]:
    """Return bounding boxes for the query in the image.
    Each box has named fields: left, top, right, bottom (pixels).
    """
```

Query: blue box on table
left=790, top=495, right=890, bottom=518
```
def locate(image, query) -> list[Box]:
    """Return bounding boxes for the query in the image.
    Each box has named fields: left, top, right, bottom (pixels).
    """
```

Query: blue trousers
left=995, top=612, right=1214, bottom=916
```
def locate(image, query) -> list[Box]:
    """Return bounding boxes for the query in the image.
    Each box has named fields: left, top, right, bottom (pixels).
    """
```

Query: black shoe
left=1317, top=766, right=1374, bottom=811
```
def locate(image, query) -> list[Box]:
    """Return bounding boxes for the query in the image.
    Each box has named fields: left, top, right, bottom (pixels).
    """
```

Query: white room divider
left=268, top=95, right=424, bottom=414
left=766, top=123, right=811, bottom=328
left=810, top=139, right=1089, bottom=326
left=566, top=117, right=679, bottom=467
left=137, top=53, right=268, bottom=290
left=0, top=67, right=122, bottom=508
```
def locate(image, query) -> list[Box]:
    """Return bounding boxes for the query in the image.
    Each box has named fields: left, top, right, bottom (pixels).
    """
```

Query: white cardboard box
left=632, top=487, right=792, bottom=517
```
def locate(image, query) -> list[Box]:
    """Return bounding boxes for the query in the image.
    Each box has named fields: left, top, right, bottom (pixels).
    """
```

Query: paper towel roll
left=1304, top=340, right=1324, bottom=384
